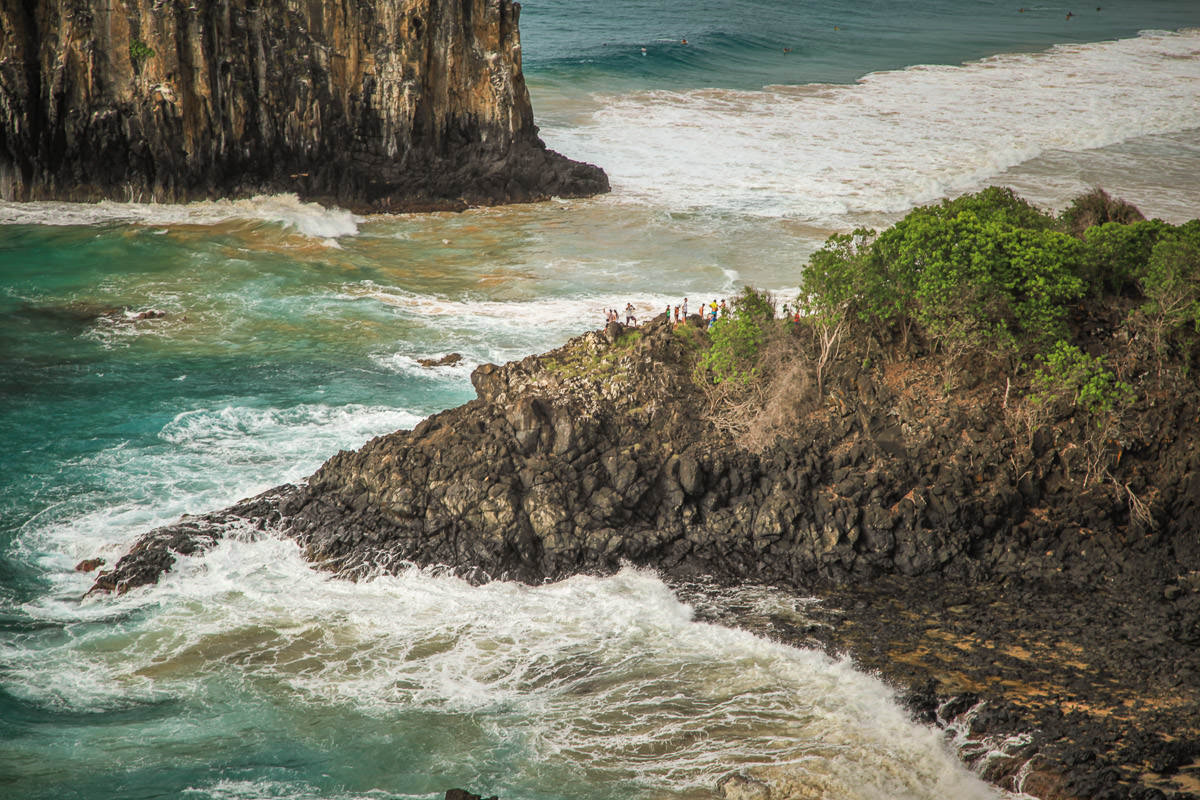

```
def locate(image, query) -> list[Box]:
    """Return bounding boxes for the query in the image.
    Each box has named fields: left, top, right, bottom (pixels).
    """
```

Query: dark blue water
left=522, top=0, right=1200, bottom=95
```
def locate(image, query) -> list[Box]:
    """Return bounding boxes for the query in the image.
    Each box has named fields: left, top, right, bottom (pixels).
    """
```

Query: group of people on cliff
left=605, top=296, right=802, bottom=329
left=604, top=298, right=727, bottom=328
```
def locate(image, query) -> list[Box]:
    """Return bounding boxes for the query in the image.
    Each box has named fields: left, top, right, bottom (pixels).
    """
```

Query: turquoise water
left=3, top=2, right=1199, bottom=798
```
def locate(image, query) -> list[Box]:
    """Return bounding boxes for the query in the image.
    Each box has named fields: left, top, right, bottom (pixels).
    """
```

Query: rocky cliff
left=0, top=0, right=608, bottom=209
left=89, top=312, right=1200, bottom=799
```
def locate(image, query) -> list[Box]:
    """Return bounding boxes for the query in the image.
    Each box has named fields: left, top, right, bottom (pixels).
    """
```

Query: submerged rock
left=418, top=352, right=464, bottom=367
left=0, top=0, right=607, bottom=210
left=717, top=773, right=770, bottom=800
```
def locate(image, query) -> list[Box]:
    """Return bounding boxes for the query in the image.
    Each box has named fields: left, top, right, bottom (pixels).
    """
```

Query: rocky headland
left=0, top=0, right=608, bottom=209
left=90, top=315, right=1200, bottom=800
left=88, top=190, right=1200, bottom=799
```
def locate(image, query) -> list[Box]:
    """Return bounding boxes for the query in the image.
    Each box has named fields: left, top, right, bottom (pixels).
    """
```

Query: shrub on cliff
left=1136, top=222, right=1200, bottom=370
left=697, top=287, right=777, bottom=385
left=129, top=39, right=155, bottom=74
left=695, top=287, right=816, bottom=449
left=1059, top=187, right=1146, bottom=237
left=801, top=187, right=1084, bottom=361
left=1030, top=341, right=1135, bottom=486
left=1032, top=341, right=1133, bottom=416
left=1079, top=220, right=1172, bottom=295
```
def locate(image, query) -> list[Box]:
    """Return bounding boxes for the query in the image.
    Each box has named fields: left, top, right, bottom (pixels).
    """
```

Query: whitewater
left=3, top=4, right=1199, bottom=799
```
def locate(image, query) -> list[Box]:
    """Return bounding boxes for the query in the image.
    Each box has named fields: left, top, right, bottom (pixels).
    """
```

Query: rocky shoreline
left=90, top=312, right=1200, bottom=799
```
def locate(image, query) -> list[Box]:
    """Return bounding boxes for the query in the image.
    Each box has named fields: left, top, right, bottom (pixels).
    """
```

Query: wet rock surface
left=0, top=0, right=607, bottom=209
left=93, top=313, right=1200, bottom=798
left=89, top=485, right=297, bottom=595
left=444, top=790, right=498, bottom=800
left=689, top=576, right=1200, bottom=800
left=418, top=352, right=464, bottom=367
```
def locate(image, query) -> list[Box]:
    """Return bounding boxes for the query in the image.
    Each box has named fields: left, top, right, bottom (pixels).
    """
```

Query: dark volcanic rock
left=0, top=0, right=608, bottom=210
left=89, top=485, right=298, bottom=595
left=783, top=577, right=1200, bottom=800
left=93, top=312, right=1200, bottom=798
left=418, top=352, right=464, bottom=367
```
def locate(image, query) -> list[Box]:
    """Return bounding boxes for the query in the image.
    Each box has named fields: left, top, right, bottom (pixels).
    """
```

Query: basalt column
left=0, top=0, right=608, bottom=209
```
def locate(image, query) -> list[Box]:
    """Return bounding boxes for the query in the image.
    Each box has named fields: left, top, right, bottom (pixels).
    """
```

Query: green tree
left=935, top=185, right=1058, bottom=231
left=697, top=287, right=775, bottom=385
left=1080, top=219, right=1170, bottom=295
left=1138, top=227, right=1200, bottom=369
left=802, top=187, right=1084, bottom=360
left=870, top=204, right=1083, bottom=357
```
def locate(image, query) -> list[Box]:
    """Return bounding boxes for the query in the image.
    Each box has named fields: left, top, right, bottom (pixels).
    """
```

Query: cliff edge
left=86, top=187, right=1200, bottom=799
left=0, top=0, right=608, bottom=209
left=89, top=311, right=1200, bottom=799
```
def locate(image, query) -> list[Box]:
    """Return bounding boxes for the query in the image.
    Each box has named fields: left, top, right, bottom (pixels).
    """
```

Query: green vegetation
left=696, top=287, right=775, bottom=385
left=801, top=187, right=1086, bottom=361
left=1079, top=220, right=1170, bottom=294
left=1137, top=222, right=1200, bottom=368
left=1032, top=341, right=1132, bottom=415
left=687, top=185, right=1199, bottom=474
left=129, top=39, right=155, bottom=71
left=794, top=185, right=1200, bottom=384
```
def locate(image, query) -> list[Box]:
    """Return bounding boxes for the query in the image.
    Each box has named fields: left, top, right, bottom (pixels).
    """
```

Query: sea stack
left=0, top=0, right=609, bottom=210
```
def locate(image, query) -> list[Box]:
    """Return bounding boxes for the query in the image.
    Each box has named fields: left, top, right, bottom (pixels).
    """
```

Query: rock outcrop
left=0, top=0, right=608, bottom=209
left=90, top=312, right=1200, bottom=798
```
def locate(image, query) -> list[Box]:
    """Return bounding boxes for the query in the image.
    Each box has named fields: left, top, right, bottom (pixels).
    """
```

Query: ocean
left=2, top=1, right=1198, bottom=798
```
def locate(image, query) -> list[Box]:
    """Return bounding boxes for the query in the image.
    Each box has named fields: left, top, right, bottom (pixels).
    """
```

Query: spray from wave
left=0, top=194, right=362, bottom=240
left=2, top=543, right=1004, bottom=800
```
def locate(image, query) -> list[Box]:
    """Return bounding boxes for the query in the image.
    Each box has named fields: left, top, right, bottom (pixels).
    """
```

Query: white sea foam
left=181, top=779, right=414, bottom=800
left=339, top=281, right=696, bottom=369
left=13, top=402, right=423, bottom=575
left=4, top=538, right=1003, bottom=799
left=543, top=29, right=1200, bottom=223
left=0, top=193, right=361, bottom=239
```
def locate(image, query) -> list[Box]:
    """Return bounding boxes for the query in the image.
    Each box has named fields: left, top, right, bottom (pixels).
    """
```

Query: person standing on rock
left=682, top=297, right=688, bottom=318
left=625, top=302, right=637, bottom=325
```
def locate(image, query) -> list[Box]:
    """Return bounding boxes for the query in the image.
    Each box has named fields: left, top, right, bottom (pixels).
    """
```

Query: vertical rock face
left=0, top=0, right=608, bottom=209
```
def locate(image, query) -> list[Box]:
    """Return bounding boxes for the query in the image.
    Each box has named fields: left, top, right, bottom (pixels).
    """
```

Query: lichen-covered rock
left=0, top=0, right=608, bottom=209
